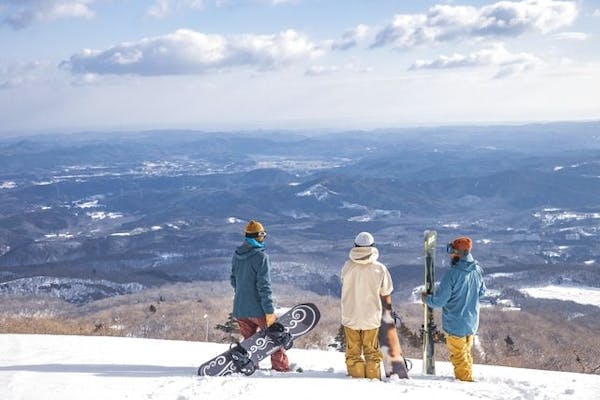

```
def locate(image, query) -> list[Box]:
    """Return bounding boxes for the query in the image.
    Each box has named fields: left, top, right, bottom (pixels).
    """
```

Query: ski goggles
left=446, top=242, right=467, bottom=256
left=246, top=231, right=267, bottom=238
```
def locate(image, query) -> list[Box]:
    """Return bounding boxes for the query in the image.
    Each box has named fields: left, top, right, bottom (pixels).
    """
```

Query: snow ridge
left=0, top=334, right=599, bottom=400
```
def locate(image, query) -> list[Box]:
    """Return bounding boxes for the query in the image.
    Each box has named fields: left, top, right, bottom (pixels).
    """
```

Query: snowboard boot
left=266, top=322, right=294, bottom=350
left=229, top=344, right=255, bottom=376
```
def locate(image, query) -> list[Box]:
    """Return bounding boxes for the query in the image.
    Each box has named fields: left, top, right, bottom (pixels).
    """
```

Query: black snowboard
left=197, top=303, right=320, bottom=376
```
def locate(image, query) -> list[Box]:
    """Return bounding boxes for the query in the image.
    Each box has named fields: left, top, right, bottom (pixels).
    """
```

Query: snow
left=1, top=334, right=599, bottom=400
left=0, top=181, right=17, bottom=189
left=296, top=183, right=338, bottom=200
left=87, top=211, right=124, bottom=220
left=75, top=200, right=100, bottom=209
left=521, top=285, right=600, bottom=308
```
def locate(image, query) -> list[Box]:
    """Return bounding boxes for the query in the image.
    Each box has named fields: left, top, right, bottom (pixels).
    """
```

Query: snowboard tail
left=198, top=303, right=320, bottom=376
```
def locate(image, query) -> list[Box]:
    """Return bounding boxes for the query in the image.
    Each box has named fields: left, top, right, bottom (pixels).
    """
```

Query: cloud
left=0, top=60, right=56, bottom=90
left=1, top=0, right=95, bottom=29
left=216, top=0, right=298, bottom=7
left=553, top=31, right=588, bottom=40
left=409, top=43, right=543, bottom=78
left=62, top=29, right=322, bottom=76
left=146, top=0, right=205, bottom=18
left=330, top=25, right=372, bottom=51
left=593, top=9, right=600, bottom=17
left=305, top=62, right=373, bottom=76
left=372, top=0, right=578, bottom=49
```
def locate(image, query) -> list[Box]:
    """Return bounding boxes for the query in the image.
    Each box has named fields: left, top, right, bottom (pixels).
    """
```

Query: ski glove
left=265, top=313, right=277, bottom=327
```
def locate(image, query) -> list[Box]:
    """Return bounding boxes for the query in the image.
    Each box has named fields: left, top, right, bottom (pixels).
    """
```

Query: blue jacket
left=230, top=242, right=274, bottom=318
left=424, top=254, right=486, bottom=337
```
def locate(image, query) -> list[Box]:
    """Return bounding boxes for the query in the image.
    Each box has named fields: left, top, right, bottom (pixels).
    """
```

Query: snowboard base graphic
left=198, top=303, right=320, bottom=376
left=379, top=298, right=409, bottom=379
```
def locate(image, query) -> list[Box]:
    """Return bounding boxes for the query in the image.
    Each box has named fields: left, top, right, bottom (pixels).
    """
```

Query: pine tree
left=328, top=324, right=346, bottom=352
left=215, top=313, right=240, bottom=343
left=398, top=321, right=422, bottom=348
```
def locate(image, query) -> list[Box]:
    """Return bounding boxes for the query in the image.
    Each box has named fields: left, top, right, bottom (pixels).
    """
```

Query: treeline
left=1, top=281, right=599, bottom=375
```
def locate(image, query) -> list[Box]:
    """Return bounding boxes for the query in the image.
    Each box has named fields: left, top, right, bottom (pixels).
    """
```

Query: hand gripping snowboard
left=198, top=303, right=320, bottom=376
left=378, top=297, right=410, bottom=379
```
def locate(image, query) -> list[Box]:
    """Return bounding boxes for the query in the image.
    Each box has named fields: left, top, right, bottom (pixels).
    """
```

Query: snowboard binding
left=419, top=322, right=446, bottom=344
left=403, top=357, right=413, bottom=371
left=229, top=343, right=255, bottom=376
left=391, top=310, right=402, bottom=327
left=266, top=322, right=294, bottom=350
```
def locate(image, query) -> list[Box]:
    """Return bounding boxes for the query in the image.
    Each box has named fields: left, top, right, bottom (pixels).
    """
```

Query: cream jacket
left=340, top=246, right=393, bottom=330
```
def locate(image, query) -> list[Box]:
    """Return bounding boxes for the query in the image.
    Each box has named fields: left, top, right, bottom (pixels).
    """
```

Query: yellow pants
left=446, top=334, right=474, bottom=382
left=344, top=326, right=382, bottom=380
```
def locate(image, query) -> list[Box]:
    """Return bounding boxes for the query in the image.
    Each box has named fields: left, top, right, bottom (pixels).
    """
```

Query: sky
left=1, top=0, right=599, bottom=134
left=1, top=333, right=600, bottom=399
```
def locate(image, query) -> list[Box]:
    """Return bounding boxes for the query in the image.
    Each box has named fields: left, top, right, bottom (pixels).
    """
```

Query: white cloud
left=305, top=62, right=373, bottom=76
left=409, top=43, right=543, bottom=78
left=216, top=0, right=298, bottom=7
left=0, top=60, right=56, bottom=90
left=146, top=0, right=205, bottom=18
left=593, top=9, right=600, bottom=17
left=305, top=65, right=341, bottom=76
left=62, top=29, right=322, bottom=76
left=1, top=0, right=95, bottom=29
left=373, top=0, right=578, bottom=49
left=330, top=24, right=372, bottom=51
left=553, top=31, right=588, bottom=40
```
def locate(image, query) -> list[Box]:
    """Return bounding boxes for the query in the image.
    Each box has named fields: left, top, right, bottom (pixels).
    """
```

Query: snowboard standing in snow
left=422, top=230, right=437, bottom=375
left=378, top=297, right=409, bottom=379
left=197, top=303, right=320, bottom=376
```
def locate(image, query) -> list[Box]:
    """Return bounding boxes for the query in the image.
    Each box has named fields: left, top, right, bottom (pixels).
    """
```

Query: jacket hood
left=234, top=243, right=264, bottom=260
left=349, top=246, right=379, bottom=264
left=453, top=253, right=478, bottom=272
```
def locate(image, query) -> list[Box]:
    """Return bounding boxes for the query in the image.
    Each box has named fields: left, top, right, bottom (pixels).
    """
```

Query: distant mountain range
left=1, top=122, right=599, bottom=303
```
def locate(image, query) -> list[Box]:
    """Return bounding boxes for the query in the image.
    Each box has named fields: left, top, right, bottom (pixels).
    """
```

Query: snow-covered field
left=521, top=285, right=600, bottom=307
left=1, top=334, right=599, bottom=400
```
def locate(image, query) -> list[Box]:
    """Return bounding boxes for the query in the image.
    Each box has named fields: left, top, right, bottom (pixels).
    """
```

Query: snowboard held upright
left=378, top=298, right=410, bottom=379
left=197, top=303, right=320, bottom=377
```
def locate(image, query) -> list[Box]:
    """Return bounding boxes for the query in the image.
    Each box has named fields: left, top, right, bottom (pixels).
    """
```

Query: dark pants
left=237, top=317, right=290, bottom=372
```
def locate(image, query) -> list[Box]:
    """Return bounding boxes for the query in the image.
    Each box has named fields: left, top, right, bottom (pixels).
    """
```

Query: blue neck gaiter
left=245, top=237, right=265, bottom=248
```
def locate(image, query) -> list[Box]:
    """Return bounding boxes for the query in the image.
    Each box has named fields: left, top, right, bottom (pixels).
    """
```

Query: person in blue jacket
left=421, top=236, right=486, bottom=381
left=230, top=220, right=289, bottom=372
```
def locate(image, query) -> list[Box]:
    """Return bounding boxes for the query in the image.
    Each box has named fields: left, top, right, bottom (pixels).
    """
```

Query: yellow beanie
left=245, top=220, right=265, bottom=235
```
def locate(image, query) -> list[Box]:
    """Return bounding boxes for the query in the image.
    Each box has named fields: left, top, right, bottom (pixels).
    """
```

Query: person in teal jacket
left=421, top=236, right=486, bottom=381
left=230, top=220, right=289, bottom=372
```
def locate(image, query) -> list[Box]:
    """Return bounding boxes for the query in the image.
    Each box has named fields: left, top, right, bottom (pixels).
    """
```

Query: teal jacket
left=230, top=242, right=274, bottom=318
left=424, top=254, right=486, bottom=337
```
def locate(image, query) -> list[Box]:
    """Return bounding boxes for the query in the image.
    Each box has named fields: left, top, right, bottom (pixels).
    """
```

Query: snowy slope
left=0, top=334, right=599, bottom=400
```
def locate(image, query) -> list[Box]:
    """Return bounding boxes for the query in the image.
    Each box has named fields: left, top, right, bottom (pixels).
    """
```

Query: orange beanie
left=245, top=220, right=265, bottom=234
left=451, top=236, right=473, bottom=252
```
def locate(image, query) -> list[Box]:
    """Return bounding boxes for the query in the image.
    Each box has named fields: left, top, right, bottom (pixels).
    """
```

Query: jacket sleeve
left=230, top=255, right=236, bottom=289
left=425, top=270, right=453, bottom=309
left=256, top=253, right=275, bottom=314
left=380, top=264, right=393, bottom=296
left=340, top=262, right=348, bottom=284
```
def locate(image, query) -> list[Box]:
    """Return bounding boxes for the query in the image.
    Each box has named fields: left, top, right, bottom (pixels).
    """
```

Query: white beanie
left=354, top=232, right=375, bottom=247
